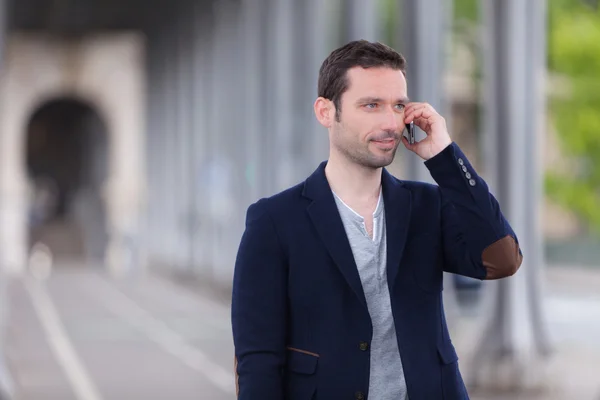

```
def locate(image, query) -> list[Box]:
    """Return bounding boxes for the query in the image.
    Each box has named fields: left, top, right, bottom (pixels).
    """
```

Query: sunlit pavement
left=4, top=268, right=235, bottom=400
left=3, top=265, right=600, bottom=400
left=456, top=266, right=600, bottom=400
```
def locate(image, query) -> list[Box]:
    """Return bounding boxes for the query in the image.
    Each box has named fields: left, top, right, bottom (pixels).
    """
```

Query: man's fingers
left=404, top=103, right=435, bottom=123
left=404, top=103, right=444, bottom=134
left=401, top=135, right=414, bottom=150
left=404, top=102, right=429, bottom=113
left=405, top=112, right=436, bottom=133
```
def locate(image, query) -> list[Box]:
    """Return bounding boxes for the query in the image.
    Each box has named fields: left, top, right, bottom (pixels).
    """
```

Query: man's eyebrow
left=355, top=97, right=382, bottom=104
left=356, top=96, right=410, bottom=104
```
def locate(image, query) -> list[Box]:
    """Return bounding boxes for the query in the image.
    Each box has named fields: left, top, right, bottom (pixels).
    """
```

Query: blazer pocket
left=437, top=342, right=469, bottom=400
left=437, top=341, right=458, bottom=365
left=285, top=348, right=319, bottom=400
left=286, top=347, right=319, bottom=374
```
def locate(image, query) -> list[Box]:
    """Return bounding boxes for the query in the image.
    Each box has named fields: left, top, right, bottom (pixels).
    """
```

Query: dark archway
left=25, top=97, right=109, bottom=266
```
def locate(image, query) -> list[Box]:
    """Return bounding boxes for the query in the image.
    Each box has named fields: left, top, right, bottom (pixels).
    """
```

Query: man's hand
left=402, top=102, right=452, bottom=161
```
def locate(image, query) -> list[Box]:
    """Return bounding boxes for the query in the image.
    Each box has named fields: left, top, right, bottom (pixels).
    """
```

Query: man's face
left=330, top=66, right=408, bottom=169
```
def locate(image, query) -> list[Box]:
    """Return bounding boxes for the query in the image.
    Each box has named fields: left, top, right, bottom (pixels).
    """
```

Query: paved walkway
left=3, top=269, right=235, bottom=400
left=2, top=265, right=600, bottom=400
left=457, top=265, right=600, bottom=400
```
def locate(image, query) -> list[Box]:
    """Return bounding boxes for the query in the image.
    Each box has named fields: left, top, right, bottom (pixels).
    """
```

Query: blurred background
left=0, top=0, right=599, bottom=399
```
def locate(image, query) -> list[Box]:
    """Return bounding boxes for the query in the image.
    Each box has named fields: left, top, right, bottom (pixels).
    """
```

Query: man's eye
left=365, top=103, right=377, bottom=109
left=395, top=104, right=406, bottom=110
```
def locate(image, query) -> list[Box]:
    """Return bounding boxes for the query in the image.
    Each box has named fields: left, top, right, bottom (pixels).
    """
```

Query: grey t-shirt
left=332, top=190, right=408, bottom=400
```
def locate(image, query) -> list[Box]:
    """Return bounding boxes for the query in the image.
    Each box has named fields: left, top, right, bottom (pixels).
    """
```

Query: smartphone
left=405, top=121, right=415, bottom=145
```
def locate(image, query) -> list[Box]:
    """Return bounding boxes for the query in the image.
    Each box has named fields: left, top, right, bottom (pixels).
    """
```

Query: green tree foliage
left=453, top=0, right=479, bottom=23
left=547, top=0, right=600, bottom=234
left=382, top=0, right=600, bottom=233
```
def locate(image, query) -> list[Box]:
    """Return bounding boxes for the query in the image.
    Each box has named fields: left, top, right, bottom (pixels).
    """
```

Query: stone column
left=271, top=0, right=295, bottom=191
left=399, top=0, right=459, bottom=327
left=99, top=34, right=147, bottom=278
left=345, top=0, right=379, bottom=42
left=143, top=27, right=158, bottom=267
left=190, top=1, right=214, bottom=277
left=0, top=49, right=28, bottom=278
left=168, top=7, right=184, bottom=269
left=147, top=25, right=168, bottom=265
left=470, top=0, right=550, bottom=392
left=174, top=1, right=195, bottom=271
left=240, top=0, right=264, bottom=202
left=162, top=16, right=179, bottom=266
left=144, top=21, right=173, bottom=270
left=299, top=0, right=333, bottom=174
left=208, top=0, right=241, bottom=283
left=399, top=0, right=451, bottom=184
left=0, top=0, right=16, bottom=396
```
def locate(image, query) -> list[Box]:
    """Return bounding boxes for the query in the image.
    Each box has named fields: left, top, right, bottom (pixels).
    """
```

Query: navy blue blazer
left=231, top=142, right=522, bottom=400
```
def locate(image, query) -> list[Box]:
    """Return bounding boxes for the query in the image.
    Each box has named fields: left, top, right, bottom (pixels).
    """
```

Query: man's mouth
left=372, top=138, right=397, bottom=149
left=373, top=138, right=395, bottom=143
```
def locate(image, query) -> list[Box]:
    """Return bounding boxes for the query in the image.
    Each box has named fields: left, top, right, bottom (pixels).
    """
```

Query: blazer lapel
left=382, top=169, right=412, bottom=291
left=303, top=162, right=368, bottom=310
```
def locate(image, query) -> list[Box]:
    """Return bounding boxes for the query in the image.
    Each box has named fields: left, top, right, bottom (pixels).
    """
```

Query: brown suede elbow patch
left=482, top=235, right=523, bottom=279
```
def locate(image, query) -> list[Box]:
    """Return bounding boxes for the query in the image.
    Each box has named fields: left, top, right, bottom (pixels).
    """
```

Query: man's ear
left=314, top=97, right=335, bottom=128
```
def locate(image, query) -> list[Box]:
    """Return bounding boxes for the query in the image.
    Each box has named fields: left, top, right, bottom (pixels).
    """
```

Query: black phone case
left=405, top=122, right=415, bottom=144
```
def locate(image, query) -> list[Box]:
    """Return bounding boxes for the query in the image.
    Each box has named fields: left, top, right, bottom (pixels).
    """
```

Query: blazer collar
left=303, top=161, right=412, bottom=309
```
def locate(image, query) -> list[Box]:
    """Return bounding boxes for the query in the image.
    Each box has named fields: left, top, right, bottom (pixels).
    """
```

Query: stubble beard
left=332, top=124, right=400, bottom=169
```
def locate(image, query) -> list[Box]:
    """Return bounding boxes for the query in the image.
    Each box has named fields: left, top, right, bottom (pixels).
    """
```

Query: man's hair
left=318, top=40, right=407, bottom=121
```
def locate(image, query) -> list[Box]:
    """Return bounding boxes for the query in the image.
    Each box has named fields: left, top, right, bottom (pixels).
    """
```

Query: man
left=231, top=40, right=522, bottom=400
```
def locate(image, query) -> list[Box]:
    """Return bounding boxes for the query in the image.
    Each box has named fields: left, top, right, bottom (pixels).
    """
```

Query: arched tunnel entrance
left=25, top=97, right=109, bottom=267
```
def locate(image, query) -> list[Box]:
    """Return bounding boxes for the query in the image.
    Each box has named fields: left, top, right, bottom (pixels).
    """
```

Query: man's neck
left=324, top=152, right=382, bottom=211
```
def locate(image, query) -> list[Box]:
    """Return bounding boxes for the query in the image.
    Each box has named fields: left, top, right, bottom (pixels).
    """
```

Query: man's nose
left=380, top=107, right=401, bottom=131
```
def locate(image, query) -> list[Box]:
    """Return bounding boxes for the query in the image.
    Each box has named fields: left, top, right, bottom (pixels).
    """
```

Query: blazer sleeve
left=231, top=199, right=287, bottom=399
left=424, top=142, right=523, bottom=280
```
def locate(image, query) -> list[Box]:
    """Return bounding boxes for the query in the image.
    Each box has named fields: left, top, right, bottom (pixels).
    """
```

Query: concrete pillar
left=191, top=2, right=214, bottom=277
left=174, top=1, right=195, bottom=271
left=296, top=0, right=333, bottom=174
left=254, top=0, right=277, bottom=195
left=205, top=1, right=221, bottom=280
left=92, top=35, right=146, bottom=278
left=144, top=31, right=155, bottom=261
left=470, top=0, right=550, bottom=392
left=187, top=0, right=204, bottom=274
left=150, top=25, right=171, bottom=265
left=227, top=2, right=249, bottom=284
left=152, top=24, right=171, bottom=266
left=240, top=0, right=265, bottom=203
left=162, top=18, right=180, bottom=266
left=399, top=0, right=451, bottom=184
left=0, top=0, right=15, bottom=396
left=345, top=0, right=379, bottom=42
left=169, top=9, right=184, bottom=269
left=144, top=26, right=168, bottom=267
left=209, top=0, right=242, bottom=283
left=399, top=0, right=460, bottom=328
left=257, top=1, right=277, bottom=196
left=271, top=0, right=295, bottom=191
left=159, top=28, right=170, bottom=264
left=523, top=0, right=551, bottom=358
left=151, top=39, right=160, bottom=259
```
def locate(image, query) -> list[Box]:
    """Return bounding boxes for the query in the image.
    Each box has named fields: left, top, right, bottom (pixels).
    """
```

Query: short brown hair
left=318, top=40, right=407, bottom=121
